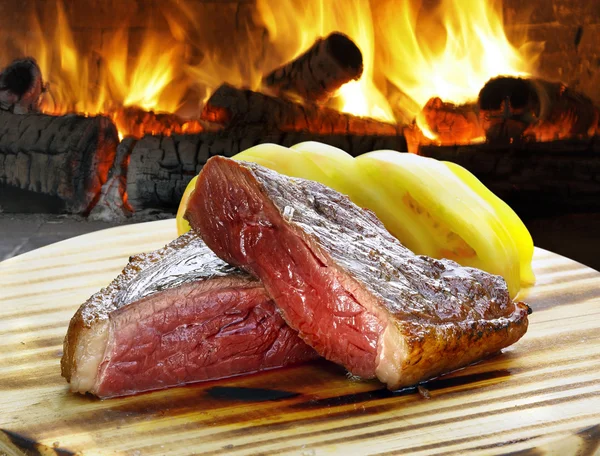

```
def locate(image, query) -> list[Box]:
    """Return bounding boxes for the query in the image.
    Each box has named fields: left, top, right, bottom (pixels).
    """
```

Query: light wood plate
left=1, top=219, right=599, bottom=455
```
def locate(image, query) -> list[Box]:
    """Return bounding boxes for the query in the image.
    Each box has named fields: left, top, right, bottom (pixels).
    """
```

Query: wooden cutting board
left=1, top=219, right=599, bottom=456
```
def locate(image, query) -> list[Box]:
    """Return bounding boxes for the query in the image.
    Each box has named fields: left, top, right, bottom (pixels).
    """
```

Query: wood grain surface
left=1, top=219, right=599, bottom=456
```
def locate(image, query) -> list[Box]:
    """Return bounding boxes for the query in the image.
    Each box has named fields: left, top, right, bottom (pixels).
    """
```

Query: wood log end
left=325, top=32, right=363, bottom=75
left=0, top=58, right=44, bottom=114
left=0, top=111, right=120, bottom=215
left=262, top=32, right=364, bottom=104
left=478, top=76, right=600, bottom=142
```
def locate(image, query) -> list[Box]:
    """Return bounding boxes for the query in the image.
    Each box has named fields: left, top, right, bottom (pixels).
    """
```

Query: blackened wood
left=418, top=136, right=600, bottom=215
left=0, top=111, right=119, bottom=214
left=0, top=58, right=44, bottom=114
left=126, top=126, right=407, bottom=212
left=263, top=32, right=363, bottom=104
left=478, top=77, right=600, bottom=142
left=201, top=83, right=401, bottom=137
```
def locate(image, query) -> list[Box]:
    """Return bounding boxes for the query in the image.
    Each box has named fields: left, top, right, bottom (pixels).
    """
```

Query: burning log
left=88, top=138, right=134, bottom=221
left=262, top=32, right=363, bottom=104
left=124, top=126, right=407, bottom=212
left=418, top=136, right=600, bottom=214
left=201, top=83, right=401, bottom=137
left=0, top=58, right=45, bottom=114
left=110, top=106, right=204, bottom=139
left=478, top=77, right=600, bottom=142
left=418, top=97, right=484, bottom=145
left=0, top=111, right=119, bottom=214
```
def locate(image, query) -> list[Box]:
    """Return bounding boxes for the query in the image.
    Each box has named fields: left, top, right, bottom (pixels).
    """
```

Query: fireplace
left=0, top=0, right=599, bottom=265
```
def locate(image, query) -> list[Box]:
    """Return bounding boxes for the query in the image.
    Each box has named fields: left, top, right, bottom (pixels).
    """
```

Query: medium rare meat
left=61, top=231, right=317, bottom=398
left=185, top=156, right=530, bottom=390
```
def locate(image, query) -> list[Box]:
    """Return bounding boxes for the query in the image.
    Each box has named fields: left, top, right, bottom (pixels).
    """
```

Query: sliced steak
left=61, top=231, right=317, bottom=398
left=185, top=156, right=530, bottom=389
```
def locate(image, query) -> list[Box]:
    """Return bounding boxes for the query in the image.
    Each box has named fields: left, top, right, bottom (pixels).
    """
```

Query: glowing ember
left=111, top=106, right=203, bottom=141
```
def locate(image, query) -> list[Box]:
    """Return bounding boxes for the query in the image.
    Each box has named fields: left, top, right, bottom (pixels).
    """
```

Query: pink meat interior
left=95, top=281, right=316, bottom=397
left=187, top=160, right=384, bottom=379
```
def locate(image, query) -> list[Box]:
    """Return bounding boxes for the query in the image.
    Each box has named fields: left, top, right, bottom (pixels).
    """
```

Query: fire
left=104, top=28, right=186, bottom=114
left=256, top=0, right=540, bottom=131
left=2, top=0, right=542, bottom=142
left=256, top=0, right=395, bottom=121
left=375, top=0, right=541, bottom=123
left=10, top=0, right=201, bottom=138
left=30, top=2, right=108, bottom=115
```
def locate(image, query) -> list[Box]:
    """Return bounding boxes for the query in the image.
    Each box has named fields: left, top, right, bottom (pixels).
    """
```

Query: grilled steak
left=61, top=231, right=317, bottom=398
left=185, top=156, right=530, bottom=389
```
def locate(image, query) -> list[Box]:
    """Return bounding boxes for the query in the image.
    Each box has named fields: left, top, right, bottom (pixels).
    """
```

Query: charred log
left=201, top=83, right=401, bottom=137
left=419, top=97, right=484, bottom=145
left=0, top=58, right=45, bottom=114
left=125, top=126, right=407, bottom=212
left=0, top=111, right=118, bottom=214
left=418, top=136, right=600, bottom=214
left=110, top=106, right=204, bottom=139
left=478, top=77, right=600, bottom=142
left=262, top=32, right=363, bottom=104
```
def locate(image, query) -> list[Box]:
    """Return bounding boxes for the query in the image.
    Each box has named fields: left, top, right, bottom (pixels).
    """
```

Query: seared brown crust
left=61, top=232, right=249, bottom=383
left=61, top=307, right=84, bottom=382
left=393, top=306, right=529, bottom=386
left=186, top=156, right=530, bottom=388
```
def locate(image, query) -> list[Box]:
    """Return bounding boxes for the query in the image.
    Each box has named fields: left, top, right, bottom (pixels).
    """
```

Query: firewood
left=124, top=125, right=407, bottom=212
left=110, top=106, right=204, bottom=139
left=0, top=111, right=119, bottom=214
left=419, top=97, right=484, bottom=145
left=418, top=136, right=600, bottom=215
left=0, top=58, right=45, bottom=114
left=478, top=77, right=600, bottom=142
left=262, top=32, right=363, bottom=104
left=201, top=83, right=401, bottom=137
left=89, top=137, right=135, bottom=220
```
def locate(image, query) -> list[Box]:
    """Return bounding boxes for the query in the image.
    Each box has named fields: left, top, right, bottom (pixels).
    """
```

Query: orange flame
left=9, top=0, right=195, bottom=138
left=255, top=0, right=541, bottom=131
left=31, top=2, right=108, bottom=115
left=375, top=0, right=542, bottom=133
left=2, top=0, right=542, bottom=142
left=256, top=0, right=395, bottom=121
left=105, top=28, right=187, bottom=114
